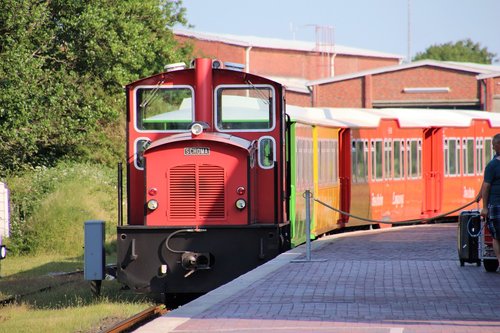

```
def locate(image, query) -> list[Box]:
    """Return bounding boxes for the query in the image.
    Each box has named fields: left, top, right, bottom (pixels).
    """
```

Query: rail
left=0, top=270, right=83, bottom=306
left=104, top=305, right=168, bottom=333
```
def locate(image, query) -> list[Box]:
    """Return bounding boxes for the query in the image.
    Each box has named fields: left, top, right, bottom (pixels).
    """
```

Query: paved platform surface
left=136, top=224, right=500, bottom=333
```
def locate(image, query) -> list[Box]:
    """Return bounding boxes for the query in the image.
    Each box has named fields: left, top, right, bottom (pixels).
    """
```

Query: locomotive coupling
left=181, top=252, right=212, bottom=272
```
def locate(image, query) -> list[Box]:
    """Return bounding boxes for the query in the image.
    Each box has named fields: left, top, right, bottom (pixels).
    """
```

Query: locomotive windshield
left=136, top=86, right=193, bottom=131
left=215, top=85, right=275, bottom=131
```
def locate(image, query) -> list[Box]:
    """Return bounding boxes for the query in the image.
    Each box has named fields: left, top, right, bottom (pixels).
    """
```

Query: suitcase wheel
left=484, top=259, right=499, bottom=272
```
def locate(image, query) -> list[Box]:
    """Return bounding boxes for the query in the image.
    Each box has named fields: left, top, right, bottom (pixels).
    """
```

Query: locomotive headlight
left=235, top=199, right=246, bottom=210
left=191, top=123, right=204, bottom=136
left=236, top=186, right=246, bottom=195
left=147, top=199, right=159, bottom=211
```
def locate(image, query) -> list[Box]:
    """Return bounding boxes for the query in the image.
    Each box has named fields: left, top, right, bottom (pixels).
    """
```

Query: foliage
left=7, top=162, right=118, bottom=255
left=413, top=39, right=497, bottom=64
left=0, top=0, right=191, bottom=176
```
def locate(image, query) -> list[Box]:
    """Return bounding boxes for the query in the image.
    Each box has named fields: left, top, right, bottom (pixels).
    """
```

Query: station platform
left=136, top=224, right=500, bottom=333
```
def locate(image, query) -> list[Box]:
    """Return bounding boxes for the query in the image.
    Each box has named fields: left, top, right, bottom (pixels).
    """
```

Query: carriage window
left=394, top=140, right=402, bottom=179
left=445, top=138, right=460, bottom=176
left=371, top=140, right=383, bottom=181
left=463, top=138, right=474, bottom=176
left=476, top=138, right=484, bottom=175
left=215, top=85, right=275, bottom=131
left=258, top=137, right=275, bottom=169
left=296, top=137, right=314, bottom=189
left=384, top=140, right=392, bottom=179
left=296, top=140, right=304, bottom=188
left=305, top=139, right=313, bottom=188
left=485, top=138, right=493, bottom=163
left=352, top=139, right=368, bottom=183
left=318, top=140, right=325, bottom=184
left=319, top=139, right=339, bottom=185
left=136, top=86, right=193, bottom=131
left=331, top=140, right=339, bottom=184
left=409, top=139, right=421, bottom=178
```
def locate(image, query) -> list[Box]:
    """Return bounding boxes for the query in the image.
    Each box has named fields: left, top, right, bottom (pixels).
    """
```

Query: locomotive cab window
left=135, top=86, right=194, bottom=131
left=258, top=136, right=276, bottom=169
left=134, top=138, right=151, bottom=170
left=215, top=85, right=275, bottom=132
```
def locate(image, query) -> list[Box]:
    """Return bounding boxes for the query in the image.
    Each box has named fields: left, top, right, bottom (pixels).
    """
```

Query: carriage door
left=338, top=128, right=351, bottom=227
left=423, top=128, right=443, bottom=215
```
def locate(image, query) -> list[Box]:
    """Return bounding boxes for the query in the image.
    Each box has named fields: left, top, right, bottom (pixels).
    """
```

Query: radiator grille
left=169, top=164, right=196, bottom=218
left=169, top=164, right=225, bottom=219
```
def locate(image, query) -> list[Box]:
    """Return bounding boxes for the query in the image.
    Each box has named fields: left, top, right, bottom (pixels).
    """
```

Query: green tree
left=413, top=39, right=497, bottom=64
left=0, top=0, right=191, bottom=176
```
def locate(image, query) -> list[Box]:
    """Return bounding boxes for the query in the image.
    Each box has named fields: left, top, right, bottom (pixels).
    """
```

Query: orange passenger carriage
left=297, top=108, right=500, bottom=229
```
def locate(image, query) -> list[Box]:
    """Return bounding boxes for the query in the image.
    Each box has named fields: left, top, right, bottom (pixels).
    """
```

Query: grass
left=0, top=254, right=154, bottom=333
left=0, top=162, right=154, bottom=332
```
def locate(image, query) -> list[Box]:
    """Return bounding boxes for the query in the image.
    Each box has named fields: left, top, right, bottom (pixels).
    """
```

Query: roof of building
left=477, top=72, right=500, bottom=79
left=174, top=29, right=404, bottom=60
left=307, top=60, right=500, bottom=86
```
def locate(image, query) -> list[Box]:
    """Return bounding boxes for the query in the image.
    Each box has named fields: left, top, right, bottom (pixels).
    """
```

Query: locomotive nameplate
left=184, top=147, right=210, bottom=156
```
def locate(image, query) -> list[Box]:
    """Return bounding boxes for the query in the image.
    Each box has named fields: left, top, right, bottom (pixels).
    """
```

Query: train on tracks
left=84, top=58, right=500, bottom=298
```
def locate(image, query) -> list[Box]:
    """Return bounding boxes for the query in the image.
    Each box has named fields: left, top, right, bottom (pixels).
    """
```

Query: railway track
left=0, top=270, right=83, bottom=306
left=104, top=304, right=168, bottom=333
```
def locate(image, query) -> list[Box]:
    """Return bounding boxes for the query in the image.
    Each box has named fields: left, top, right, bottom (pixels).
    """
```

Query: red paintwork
left=144, top=133, right=254, bottom=226
left=125, top=58, right=286, bottom=227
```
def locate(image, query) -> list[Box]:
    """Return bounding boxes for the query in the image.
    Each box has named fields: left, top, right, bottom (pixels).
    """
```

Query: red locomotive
left=117, top=58, right=289, bottom=296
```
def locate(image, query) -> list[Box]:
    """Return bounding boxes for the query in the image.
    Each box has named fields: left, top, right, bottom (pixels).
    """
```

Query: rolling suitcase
left=457, top=210, right=481, bottom=266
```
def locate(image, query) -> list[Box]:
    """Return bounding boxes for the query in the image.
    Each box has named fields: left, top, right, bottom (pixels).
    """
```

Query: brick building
left=174, top=29, right=403, bottom=106
left=174, top=30, right=500, bottom=112
left=308, top=60, right=500, bottom=112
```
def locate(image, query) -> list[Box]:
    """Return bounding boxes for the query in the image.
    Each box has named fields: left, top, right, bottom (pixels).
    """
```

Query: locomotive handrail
left=311, top=195, right=478, bottom=225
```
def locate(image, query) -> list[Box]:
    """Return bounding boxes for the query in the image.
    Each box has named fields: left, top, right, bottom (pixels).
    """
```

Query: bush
left=7, top=162, right=120, bottom=256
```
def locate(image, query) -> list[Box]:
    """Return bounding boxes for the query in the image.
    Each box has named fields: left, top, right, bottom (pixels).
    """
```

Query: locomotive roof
left=287, top=106, right=500, bottom=129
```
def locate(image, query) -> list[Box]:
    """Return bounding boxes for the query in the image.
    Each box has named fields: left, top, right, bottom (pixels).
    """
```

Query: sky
left=176, top=0, right=500, bottom=63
